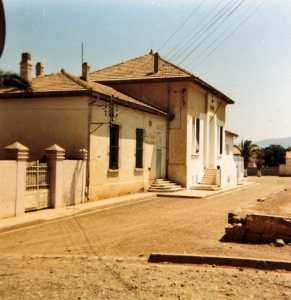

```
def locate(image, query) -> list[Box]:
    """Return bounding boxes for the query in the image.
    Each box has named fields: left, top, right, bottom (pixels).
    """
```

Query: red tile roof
left=0, top=70, right=166, bottom=116
left=90, top=52, right=235, bottom=104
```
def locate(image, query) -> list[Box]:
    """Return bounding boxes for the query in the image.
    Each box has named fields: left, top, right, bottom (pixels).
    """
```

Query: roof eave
left=94, top=75, right=235, bottom=105
left=91, top=91, right=167, bottom=117
left=0, top=90, right=89, bottom=99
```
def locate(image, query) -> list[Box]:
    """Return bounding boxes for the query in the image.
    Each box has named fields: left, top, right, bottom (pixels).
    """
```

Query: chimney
left=153, top=52, right=159, bottom=73
left=81, top=62, right=90, bottom=81
left=35, top=62, right=44, bottom=77
left=20, top=52, right=32, bottom=82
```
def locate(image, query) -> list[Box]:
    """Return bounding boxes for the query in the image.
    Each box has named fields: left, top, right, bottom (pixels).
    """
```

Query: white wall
left=63, top=160, right=87, bottom=206
left=0, top=161, right=17, bottom=219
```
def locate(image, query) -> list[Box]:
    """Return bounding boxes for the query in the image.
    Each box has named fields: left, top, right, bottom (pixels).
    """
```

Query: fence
left=25, top=161, right=50, bottom=212
left=0, top=142, right=87, bottom=220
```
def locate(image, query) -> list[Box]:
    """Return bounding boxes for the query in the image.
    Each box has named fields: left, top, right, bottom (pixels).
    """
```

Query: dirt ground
left=0, top=256, right=290, bottom=300
left=0, top=176, right=291, bottom=299
left=0, top=177, right=290, bottom=260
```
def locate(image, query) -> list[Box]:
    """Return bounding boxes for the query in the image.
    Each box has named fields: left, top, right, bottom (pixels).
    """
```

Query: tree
left=235, top=140, right=258, bottom=177
left=263, top=144, right=286, bottom=167
left=0, top=69, right=30, bottom=89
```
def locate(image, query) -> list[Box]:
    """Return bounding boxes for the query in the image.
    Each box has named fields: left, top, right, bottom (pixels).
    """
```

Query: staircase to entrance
left=193, top=168, right=220, bottom=191
left=148, top=178, right=183, bottom=192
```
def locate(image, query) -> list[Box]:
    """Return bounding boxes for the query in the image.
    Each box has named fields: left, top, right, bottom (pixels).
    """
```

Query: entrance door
left=156, top=149, right=162, bottom=179
left=156, top=131, right=162, bottom=179
left=25, top=161, right=50, bottom=211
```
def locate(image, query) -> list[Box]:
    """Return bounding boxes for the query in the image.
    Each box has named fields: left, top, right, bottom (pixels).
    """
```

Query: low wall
left=279, top=164, right=291, bottom=176
left=0, top=161, right=17, bottom=219
left=63, top=160, right=86, bottom=206
left=225, top=213, right=291, bottom=244
left=247, top=167, right=279, bottom=176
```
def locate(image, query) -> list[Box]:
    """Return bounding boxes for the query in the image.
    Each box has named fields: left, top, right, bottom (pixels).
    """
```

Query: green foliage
left=234, top=140, right=258, bottom=170
left=0, top=69, right=30, bottom=89
left=263, top=144, right=286, bottom=167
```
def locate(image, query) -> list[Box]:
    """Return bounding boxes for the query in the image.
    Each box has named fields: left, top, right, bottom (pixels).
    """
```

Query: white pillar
left=5, top=142, right=29, bottom=217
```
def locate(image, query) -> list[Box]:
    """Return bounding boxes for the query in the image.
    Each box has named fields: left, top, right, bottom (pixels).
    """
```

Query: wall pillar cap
left=45, top=144, right=65, bottom=160
left=4, top=141, right=29, bottom=160
left=5, top=141, right=29, bottom=151
left=78, top=148, right=88, bottom=160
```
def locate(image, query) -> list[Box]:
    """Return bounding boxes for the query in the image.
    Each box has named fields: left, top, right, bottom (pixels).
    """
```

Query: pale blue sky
left=1, top=0, right=291, bottom=141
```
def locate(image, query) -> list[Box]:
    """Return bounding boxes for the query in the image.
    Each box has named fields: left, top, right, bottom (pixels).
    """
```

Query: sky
left=0, top=0, right=291, bottom=142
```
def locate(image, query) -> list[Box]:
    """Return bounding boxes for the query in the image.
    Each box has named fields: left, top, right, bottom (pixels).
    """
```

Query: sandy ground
left=0, top=177, right=291, bottom=299
left=0, top=256, right=290, bottom=300
left=0, top=177, right=290, bottom=260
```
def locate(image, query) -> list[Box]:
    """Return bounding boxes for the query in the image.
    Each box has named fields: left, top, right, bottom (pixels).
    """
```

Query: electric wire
left=193, top=1, right=264, bottom=69
left=177, top=0, right=246, bottom=65
left=158, top=0, right=205, bottom=52
left=167, top=0, right=233, bottom=60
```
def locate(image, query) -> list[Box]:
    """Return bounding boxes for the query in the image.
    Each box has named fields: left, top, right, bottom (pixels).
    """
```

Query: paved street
left=0, top=177, right=290, bottom=261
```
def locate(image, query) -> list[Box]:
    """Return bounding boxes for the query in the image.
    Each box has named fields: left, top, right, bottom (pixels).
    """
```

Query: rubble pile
left=225, top=213, right=291, bottom=246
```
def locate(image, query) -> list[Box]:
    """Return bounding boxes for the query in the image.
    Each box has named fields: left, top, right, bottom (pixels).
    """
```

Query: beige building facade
left=90, top=51, right=239, bottom=189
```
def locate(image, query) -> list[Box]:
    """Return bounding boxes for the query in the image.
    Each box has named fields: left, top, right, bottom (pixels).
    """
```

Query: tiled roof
left=62, top=71, right=166, bottom=115
left=90, top=52, right=235, bottom=104
left=90, top=53, right=191, bottom=82
left=0, top=72, right=87, bottom=94
left=0, top=70, right=166, bottom=116
left=225, top=130, right=239, bottom=138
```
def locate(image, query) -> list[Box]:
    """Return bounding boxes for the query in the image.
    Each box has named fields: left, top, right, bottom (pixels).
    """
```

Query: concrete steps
left=200, top=168, right=217, bottom=185
left=148, top=178, right=184, bottom=192
left=193, top=168, right=220, bottom=191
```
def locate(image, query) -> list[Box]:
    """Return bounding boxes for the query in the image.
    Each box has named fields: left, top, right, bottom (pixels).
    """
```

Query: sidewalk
left=0, top=192, right=156, bottom=233
left=157, top=181, right=254, bottom=199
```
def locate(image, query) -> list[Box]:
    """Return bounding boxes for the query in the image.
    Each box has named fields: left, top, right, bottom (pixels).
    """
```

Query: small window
left=192, top=117, right=200, bottom=155
left=196, top=118, right=200, bottom=153
left=109, top=124, right=119, bottom=169
left=219, top=126, right=223, bottom=155
left=136, top=128, right=144, bottom=168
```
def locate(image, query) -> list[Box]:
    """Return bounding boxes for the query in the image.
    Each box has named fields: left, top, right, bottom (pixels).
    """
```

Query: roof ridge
left=90, top=53, right=151, bottom=76
left=61, top=69, right=92, bottom=91
left=157, top=54, right=193, bottom=77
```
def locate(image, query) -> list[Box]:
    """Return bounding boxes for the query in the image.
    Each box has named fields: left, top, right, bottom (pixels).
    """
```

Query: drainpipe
left=166, top=84, right=170, bottom=179
left=86, top=95, right=98, bottom=200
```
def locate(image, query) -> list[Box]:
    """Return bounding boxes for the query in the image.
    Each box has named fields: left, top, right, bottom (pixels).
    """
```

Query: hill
left=256, top=137, right=291, bottom=148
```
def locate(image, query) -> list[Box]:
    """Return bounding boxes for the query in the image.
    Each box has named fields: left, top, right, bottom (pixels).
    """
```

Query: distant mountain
left=256, top=137, right=291, bottom=148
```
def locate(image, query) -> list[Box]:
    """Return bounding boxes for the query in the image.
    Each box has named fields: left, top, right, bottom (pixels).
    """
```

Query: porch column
left=4, top=142, right=29, bottom=217
left=45, top=144, right=65, bottom=208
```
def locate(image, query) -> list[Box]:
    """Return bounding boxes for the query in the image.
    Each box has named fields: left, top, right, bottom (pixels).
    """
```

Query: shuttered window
left=136, top=128, right=144, bottom=168
left=196, top=118, right=200, bottom=153
left=219, top=126, right=223, bottom=155
left=109, top=124, right=119, bottom=169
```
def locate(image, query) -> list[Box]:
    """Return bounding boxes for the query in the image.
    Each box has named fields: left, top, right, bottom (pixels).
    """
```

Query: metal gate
left=25, top=161, right=50, bottom=212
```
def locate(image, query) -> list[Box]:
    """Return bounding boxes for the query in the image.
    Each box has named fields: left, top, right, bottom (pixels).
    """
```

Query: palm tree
left=235, top=140, right=258, bottom=177
left=0, top=69, right=30, bottom=89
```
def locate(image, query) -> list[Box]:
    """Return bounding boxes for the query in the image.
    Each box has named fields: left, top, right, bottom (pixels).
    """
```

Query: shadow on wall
left=65, top=160, right=86, bottom=206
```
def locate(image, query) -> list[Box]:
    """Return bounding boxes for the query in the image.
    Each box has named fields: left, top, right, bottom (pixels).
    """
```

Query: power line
left=178, top=0, right=246, bottom=65
left=158, top=0, right=205, bottom=52
left=193, top=1, right=264, bottom=69
left=167, top=0, right=233, bottom=61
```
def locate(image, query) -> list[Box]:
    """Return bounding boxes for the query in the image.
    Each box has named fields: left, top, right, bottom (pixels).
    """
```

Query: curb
left=0, top=194, right=156, bottom=235
left=148, top=253, right=291, bottom=271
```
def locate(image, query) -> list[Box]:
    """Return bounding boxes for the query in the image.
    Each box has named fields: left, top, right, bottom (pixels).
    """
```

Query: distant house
left=90, top=51, right=239, bottom=189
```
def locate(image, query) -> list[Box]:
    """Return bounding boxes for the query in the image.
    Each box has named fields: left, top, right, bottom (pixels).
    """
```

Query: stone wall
left=225, top=213, right=291, bottom=244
